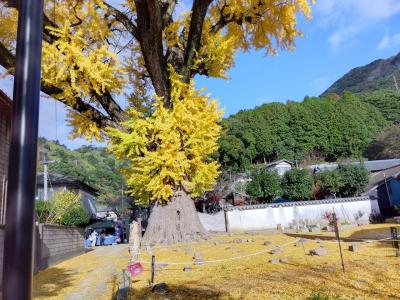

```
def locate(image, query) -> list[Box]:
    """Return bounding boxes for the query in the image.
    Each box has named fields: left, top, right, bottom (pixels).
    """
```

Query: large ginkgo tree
left=0, top=0, right=314, bottom=245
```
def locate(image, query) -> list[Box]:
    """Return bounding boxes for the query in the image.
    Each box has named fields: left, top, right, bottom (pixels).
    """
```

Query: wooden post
left=224, top=209, right=229, bottom=233
left=332, top=212, right=345, bottom=273
left=151, top=255, right=155, bottom=285
left=390, top=227, right=399, bottom=249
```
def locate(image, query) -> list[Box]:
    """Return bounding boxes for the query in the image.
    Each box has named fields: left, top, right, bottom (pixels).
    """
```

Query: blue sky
left=1, top=0, right=400, bottom=148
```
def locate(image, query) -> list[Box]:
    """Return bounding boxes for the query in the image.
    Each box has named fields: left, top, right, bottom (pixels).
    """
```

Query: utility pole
left=121, top=183, right=124, bottom=215
left=40, top=152, right=55, bottom=201
left=3, top=0, right=44, bottom=298
left=394, top=75, right=399, bottom=93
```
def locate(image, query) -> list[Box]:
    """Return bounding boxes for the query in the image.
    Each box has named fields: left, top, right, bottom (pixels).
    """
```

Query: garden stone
left=396, top=250, right=400, bottom=257
left=156, top=263, right=168, bottom=269
left=270, top=247, right=282, bottom=255
left=263, top=241, right=272, bottom=246
left=245, top=238, right=254, bottom=243
left=349, top=243, right=361, bottom=252
left=214, top=241, right=221, bottom=245
left=232, top=239, right=242, bottom=244
left=152, top=283, right=169, bottom=294
left=295, top=238, right=307, bottom=247
left=193, top=252, right=203, bottom=260
left=194, top=259, right=204, bottom=265
left=183, top=266, right=192, bottom=272
left=279, top=257, right=289, bottom=263
left=309, top=247, right=328, bottom=256
left=269, top=258, right=280, bottom=264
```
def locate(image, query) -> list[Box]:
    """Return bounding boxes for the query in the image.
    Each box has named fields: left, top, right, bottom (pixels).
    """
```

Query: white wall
left=198, top=211, right=226, bottom=232
left=226, top=197, right=378, bottom=232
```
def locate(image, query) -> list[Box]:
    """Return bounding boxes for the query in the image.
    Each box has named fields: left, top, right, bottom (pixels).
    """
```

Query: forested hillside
left=358, top=89, right=400, bottom=123
left=38, top=138, right=127, bottom=199
left=218, top=93, right=386, bottom=171
left=323, top=52, right=400, bottom=95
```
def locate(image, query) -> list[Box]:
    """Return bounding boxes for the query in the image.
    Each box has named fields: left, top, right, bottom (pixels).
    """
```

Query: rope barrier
left=138, top=239, right=298, bottom=265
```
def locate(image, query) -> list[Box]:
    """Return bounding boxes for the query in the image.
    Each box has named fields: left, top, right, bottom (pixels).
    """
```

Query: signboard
left=128, top=262, right=144, bottom=277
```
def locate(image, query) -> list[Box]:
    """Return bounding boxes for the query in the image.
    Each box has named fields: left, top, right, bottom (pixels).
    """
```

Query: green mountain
left=218, top=93, right=386, bottom=171
left=323, top=52, right=400, bottom=95
left=38, top=138, right=128, bottom=199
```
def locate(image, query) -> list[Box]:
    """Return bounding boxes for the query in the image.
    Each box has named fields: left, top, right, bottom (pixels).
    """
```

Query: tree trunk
left=142, top=190, right=208, bottom=246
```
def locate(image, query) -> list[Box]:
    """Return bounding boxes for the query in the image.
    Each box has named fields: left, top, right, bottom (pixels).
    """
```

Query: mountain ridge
left=323, top=52, right=400, bottom=95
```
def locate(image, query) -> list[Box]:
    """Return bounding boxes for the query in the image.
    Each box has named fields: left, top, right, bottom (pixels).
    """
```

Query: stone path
left=33, top=244, right=130, bottom=300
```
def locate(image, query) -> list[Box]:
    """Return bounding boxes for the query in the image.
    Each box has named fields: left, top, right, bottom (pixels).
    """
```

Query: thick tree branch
left=181, top=0, right=212, bottom=82
left=160, top=0, right=177, bottom=28
left=43, top=86, right=116, bottom=129
left=103, top=1, right=139, bottom=39
left=134, top=0, right=170, bottom=104
left=1, top=0, right=56, bottom=43
left=0, top=40, right=123, bottom=128
left=210, top=0, right=292, bottom=33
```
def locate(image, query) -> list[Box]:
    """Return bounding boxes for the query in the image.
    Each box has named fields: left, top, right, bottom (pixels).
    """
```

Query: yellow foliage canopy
left=0, top=0, right=314, bottom=203
left=108, top=68, right=223, bottom=204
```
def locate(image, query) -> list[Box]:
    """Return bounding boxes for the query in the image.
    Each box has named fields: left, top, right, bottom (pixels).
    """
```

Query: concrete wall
left=225, top=197, right=379, bottom=232
left=0, top=224, right=85, bottom=286
left=35, top=224, right=86, bottom=271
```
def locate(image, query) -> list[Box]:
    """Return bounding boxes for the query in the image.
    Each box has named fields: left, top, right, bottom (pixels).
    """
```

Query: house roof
left=265, top=159, right=293, bottom=168
left=0, top=90, right=12, bottom=112
left=95, top=205, right=115, bottom=212
left=36, top=173, right=99, bottom=196
left=352, top=159, right=400, bottom=172
left=364, top=164, right=400, bottom=193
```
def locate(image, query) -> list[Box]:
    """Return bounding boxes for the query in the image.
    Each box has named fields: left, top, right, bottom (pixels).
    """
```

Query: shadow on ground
left=33, top=267, right=76, bottom=298
left=347, top=225, right=399, bottom=239
left=116, top=283, right=235, bottom=300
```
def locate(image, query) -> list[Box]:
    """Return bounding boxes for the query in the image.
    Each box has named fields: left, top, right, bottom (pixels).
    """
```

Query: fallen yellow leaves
left=33, top=225, right=400, bottom=300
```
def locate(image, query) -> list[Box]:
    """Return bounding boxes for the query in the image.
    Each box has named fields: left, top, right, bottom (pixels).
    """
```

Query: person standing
left=90, top=230, right=98, bottom=247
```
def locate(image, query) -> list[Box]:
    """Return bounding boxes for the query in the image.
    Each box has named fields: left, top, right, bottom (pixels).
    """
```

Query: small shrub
left=36, top=200, right=53, bottom=223
left=35, top=191, right=89, bottom=227
left=246, top=170, right=282, bottom=203
left=282, top=169, right=313, bottom=201
left=308, top=292, right=333, bottom=300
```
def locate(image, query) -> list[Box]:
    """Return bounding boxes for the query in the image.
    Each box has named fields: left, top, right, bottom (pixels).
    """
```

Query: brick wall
left=0, top=90, right=12, bottom=224
left=0, top=224, right=86, bottom=286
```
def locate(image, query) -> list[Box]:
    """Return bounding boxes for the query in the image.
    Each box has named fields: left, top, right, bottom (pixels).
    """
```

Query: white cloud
left=377, top=33, right=400, bottom=50
left=314, top=0, right=400, bottom=50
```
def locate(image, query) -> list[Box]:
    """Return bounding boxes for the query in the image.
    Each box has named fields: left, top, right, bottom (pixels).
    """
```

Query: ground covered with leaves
left=33, top=225, right=400, bottom=300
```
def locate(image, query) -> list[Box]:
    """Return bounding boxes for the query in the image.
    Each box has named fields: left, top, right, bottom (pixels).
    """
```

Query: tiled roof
left=36, top=172, right=99, bottom=195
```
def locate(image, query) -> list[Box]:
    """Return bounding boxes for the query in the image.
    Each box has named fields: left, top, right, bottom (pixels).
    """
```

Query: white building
left=265, top=159, right=293, bottom=176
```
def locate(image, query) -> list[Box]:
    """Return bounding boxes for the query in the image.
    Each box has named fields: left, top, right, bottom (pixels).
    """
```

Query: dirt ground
left=33, top=224, right=400, bottom=300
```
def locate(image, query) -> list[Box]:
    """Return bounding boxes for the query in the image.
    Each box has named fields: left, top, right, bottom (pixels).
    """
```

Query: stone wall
left=0, top=224, right=85, bottom=286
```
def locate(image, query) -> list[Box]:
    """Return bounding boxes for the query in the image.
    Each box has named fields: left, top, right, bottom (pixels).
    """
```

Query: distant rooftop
left=36, top=173, right=99, bottom=196
left=352, top=159, right=400, bottom=172
left=265, top=159, right=293, bottom=168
